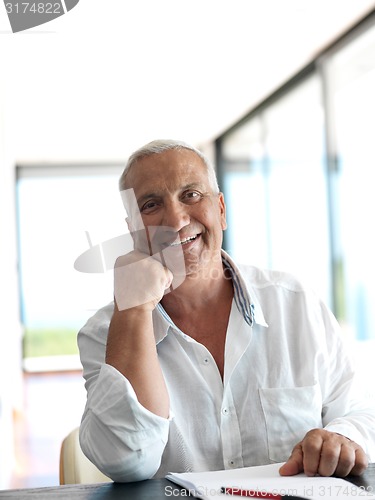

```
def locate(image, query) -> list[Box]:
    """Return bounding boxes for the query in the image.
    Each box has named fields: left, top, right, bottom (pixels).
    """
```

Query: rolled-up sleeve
left=78, top=304, right=171, bottom=482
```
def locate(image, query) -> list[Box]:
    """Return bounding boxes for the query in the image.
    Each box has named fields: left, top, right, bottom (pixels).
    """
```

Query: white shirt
left=78, top=251, right=375, bottom=482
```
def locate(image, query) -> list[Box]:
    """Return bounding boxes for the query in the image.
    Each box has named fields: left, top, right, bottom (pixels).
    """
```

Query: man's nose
left=162, top=201, right=190, bottom=232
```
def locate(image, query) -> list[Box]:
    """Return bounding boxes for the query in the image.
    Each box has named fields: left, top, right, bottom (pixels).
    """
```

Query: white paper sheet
left=166, top=463, right=375, bottom=499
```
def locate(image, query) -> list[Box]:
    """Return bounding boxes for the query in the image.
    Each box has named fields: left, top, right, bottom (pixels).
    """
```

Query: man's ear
left=218, top=192, right=227, bottom=231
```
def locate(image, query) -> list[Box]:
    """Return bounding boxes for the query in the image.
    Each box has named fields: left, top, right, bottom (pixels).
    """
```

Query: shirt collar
left=221, top=250, right=268, bottom=328
left=152, top=249, right=268, bottom=344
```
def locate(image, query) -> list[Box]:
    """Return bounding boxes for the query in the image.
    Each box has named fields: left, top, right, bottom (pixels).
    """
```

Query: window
left=217, top=15, right=375, bottom=343
left=17, top=166, right=126, bottom=370
left=220, top=75, right=330, bottom=304
left=323, top=23, right=375, bottom=340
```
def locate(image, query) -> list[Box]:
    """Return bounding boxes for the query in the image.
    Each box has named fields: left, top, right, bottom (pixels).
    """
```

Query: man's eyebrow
left=137, top=192, right=161, bottom=205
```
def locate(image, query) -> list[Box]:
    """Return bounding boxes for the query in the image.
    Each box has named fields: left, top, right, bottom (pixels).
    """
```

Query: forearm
left=105, top=305, right=170, bottom=418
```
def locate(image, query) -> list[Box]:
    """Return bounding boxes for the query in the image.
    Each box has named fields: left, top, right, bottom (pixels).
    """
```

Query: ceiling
left=1, top=0, right=375, bottom=163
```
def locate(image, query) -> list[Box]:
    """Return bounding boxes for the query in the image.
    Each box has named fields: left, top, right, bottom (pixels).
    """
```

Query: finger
left=317, top=438, right=341, bottom=477
left=350, top=448, right=369, bottom=476
left=299, top=431, right=324, bottom=476
left=114, top=250, right=149, bottom=268
left=279, top=444, right=304, bottom=476
left=333, top=442, right=356, bottom=478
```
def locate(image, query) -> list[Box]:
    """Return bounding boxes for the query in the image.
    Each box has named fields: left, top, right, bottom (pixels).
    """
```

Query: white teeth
left=170, top=235, right=197, bottom=246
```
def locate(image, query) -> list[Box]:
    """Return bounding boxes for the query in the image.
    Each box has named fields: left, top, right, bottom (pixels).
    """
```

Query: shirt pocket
left=259, top=384, right=323, bottom=463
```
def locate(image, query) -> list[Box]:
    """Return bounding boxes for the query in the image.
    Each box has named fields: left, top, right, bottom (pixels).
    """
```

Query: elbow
left=79, top=418, right=164, bottom=482
left=105, top=453, right=161, bottom=483
left=83, top=447, right=162, bottom=483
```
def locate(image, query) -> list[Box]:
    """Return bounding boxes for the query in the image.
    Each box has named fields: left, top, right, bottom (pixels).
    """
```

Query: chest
left=175, top=311, right=229, bottom=379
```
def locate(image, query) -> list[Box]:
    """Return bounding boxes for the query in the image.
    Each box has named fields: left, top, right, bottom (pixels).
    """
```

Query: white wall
left=0, top=81, right=23, bottom=489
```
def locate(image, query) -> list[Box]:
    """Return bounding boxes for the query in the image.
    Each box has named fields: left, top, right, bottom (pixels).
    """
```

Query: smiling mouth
left=170, top=234, right=200, bottom=247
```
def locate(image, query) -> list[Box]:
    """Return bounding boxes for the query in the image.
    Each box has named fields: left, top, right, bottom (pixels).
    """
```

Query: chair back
left=59, top=427, right=111, bottom=484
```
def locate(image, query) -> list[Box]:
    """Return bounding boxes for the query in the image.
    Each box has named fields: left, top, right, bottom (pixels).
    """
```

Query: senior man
left=78, top=139, right=374, bottom=482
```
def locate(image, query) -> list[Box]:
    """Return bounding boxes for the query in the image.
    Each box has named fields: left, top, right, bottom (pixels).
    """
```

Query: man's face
left=125, top=148, right=227, bottom=277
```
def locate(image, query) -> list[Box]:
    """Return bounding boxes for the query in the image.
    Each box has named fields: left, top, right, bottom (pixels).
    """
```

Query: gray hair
left=119, top=139, right=220, bottom=193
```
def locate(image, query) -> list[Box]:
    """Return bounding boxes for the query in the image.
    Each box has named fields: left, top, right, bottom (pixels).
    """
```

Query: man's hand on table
left=279, top=428, right=368, bottom=478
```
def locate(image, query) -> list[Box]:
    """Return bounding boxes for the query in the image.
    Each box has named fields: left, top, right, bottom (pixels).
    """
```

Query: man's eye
left=183, top=191, right=202, bottom=203
left=141, top=201, right=159, bottom=213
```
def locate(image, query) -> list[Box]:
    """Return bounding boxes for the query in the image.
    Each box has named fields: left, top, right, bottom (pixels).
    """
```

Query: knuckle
left=305, top=428, right=322, bottom=441
left=354, top=452, right=369, bottom=472
left=340, top=454, right=355, bottom=471
left=291, top=442, right=303, bottom=455
left=114, top=254, right=129, bottom=268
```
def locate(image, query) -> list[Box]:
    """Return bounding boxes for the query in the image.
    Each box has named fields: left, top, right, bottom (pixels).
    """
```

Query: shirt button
left=222, top=407, right=229, bottom=416
left=228, top=459, right=236, bottom=468
left=203, top=357, right=210, bottom=365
